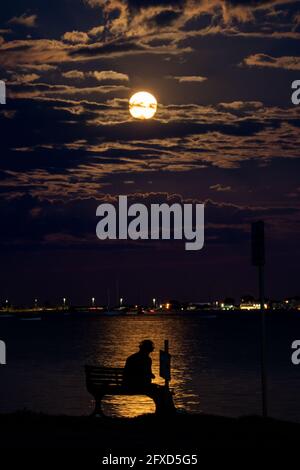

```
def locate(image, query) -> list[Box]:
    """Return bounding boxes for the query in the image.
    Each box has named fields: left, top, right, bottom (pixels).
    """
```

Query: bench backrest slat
left=85, top=366, right=124, bottom=387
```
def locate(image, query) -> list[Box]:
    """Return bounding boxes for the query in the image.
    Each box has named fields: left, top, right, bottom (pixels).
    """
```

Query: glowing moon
left=129, top=91, right=157, bottom=119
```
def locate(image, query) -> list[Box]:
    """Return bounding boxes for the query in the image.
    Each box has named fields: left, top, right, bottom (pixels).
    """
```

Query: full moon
left=129, top=91, right=157, bottom=119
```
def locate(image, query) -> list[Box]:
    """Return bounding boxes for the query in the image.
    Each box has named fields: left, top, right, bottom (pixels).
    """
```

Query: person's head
left=139, top=339, right=154, bottom=354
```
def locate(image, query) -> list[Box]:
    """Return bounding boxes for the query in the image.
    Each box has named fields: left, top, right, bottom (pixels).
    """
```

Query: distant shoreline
left=1, top=308, right=300, bottom=319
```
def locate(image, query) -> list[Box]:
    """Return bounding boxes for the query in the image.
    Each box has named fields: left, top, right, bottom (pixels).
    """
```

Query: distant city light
left=240, top=303, right=268, bottom=310
left=2, top=296, right=300, bottom=314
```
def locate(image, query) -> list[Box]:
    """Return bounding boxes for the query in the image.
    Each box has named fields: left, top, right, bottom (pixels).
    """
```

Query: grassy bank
left=0, top=411, right=300, bottom=449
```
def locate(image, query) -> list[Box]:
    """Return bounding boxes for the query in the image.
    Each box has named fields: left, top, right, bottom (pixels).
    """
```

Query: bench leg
left=92, top=395, right=104, bottom=417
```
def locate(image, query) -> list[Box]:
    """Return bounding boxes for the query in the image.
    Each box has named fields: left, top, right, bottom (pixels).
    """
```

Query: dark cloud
left=150, top=10, right=181, bottom=27
left=70, top=39, right=145, bottom=58
left=128, top=0, right=184, bottom=8
left=242, top=53, right=300, bottom=70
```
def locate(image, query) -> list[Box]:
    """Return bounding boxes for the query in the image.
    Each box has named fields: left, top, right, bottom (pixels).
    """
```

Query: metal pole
left=107, top=288, right=110, bottom=310
left=164, top=339, right=169, bottom=390
left=116, top=279, right=119, bottom=306
left=259, top=264, right=268, bottom=418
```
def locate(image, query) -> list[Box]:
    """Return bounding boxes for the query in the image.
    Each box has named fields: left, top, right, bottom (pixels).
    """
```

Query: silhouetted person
left=123, top=339, right=155, bottom=389
left=123, top=339, right=176, bottom=415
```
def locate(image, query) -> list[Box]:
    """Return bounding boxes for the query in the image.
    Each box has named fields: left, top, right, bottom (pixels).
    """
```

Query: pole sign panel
left=251, top=221, right=265, bottom=266
left=159, top=349, right=171, bottom=381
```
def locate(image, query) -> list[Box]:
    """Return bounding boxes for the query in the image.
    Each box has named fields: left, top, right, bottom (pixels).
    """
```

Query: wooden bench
left=85, top=365, right=175, bottom=416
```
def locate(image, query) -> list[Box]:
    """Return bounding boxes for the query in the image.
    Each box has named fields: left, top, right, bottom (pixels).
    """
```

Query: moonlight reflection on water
left=0, top=313, right=300, bottom=421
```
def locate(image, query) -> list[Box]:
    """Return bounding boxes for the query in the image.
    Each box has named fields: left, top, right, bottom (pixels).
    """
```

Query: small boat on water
left=103, top=310, right=125, bottom=316
left=102, top=305, right=143, bottom=316
left=20, top=317, right=42, bottom=321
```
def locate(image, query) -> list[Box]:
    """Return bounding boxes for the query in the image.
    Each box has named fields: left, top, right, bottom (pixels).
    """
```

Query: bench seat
left=85, top=365, right=175, bottom=416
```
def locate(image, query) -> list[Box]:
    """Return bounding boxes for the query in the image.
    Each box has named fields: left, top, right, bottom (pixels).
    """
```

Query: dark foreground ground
left=1, top=411, right=300, bottom=451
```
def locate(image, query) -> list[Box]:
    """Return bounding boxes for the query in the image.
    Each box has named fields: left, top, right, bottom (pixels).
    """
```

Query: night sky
left=0, top=0, right=300, bottom=305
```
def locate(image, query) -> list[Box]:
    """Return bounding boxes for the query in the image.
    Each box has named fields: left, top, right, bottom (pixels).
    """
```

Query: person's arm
left=148, top=357, right=155, bottom=379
